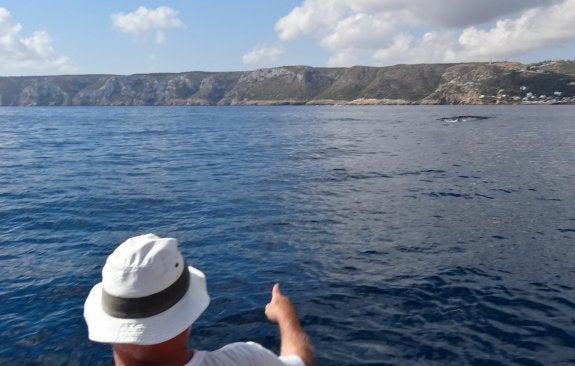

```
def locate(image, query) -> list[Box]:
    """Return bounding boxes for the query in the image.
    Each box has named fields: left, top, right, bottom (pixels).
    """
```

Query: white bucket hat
left=84, top=233, right=210, bottom=345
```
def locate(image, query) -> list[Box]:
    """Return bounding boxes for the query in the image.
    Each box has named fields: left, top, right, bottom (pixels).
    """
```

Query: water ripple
left=1, top=106, right=574, bottom=365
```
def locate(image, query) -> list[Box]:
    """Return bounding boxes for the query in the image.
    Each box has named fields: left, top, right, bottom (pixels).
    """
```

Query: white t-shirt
left=185, top=342, right=305, bottom=366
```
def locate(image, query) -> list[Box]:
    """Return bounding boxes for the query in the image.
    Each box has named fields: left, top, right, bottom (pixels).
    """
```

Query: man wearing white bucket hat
left=84, top=233, right=314, bottom=366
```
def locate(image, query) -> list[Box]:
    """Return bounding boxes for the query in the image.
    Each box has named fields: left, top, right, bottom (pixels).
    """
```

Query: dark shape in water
left=438, top=115, right=490, bottom=122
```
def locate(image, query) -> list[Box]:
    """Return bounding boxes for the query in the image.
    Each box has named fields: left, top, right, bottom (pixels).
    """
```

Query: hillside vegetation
left=1, top=61, right=574, bottom=106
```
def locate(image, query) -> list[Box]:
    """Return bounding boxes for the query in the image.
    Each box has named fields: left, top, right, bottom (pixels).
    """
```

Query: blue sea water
left=0, top=105, right=574, bottom=365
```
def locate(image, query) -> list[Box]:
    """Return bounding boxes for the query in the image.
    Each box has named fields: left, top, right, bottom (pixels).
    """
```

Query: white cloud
left=111, top=6, right=184, bottom=44
left=0, top=7, right=76, bottom=73
left=321, top=13, right=396, bottom=51
left=275, top=0, right=575, bottom=66
left=275, top=0, right=349, bottom=40
left=354, top=0, right=560, bottom=28
left=449, top=1, right=575, bottom=61
left=326, top=51, right=362, bottom=67
left=242, top=45, right=285, bottom=65
left=372, top=31, right=458, bottom=65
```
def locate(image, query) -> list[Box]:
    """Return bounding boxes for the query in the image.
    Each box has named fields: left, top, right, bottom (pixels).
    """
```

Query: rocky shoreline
left=1, top=61, right=574, bottom=106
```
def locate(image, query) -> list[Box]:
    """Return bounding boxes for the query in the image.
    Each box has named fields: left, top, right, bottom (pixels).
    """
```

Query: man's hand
left=265, top=283, right=315, bottom=366
left=265, top=283, right=298, bottom=325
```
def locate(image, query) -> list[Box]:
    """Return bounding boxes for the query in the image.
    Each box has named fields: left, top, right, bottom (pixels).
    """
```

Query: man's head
left=84, top=233, right=210, bottom=345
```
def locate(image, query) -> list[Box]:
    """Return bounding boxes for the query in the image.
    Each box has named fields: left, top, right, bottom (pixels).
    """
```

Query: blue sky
left=1, top=0, right=574, bottom=76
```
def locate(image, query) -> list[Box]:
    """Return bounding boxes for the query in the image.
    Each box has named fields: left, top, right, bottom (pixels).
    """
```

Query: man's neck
left=113, top=347, right=193, bottom=366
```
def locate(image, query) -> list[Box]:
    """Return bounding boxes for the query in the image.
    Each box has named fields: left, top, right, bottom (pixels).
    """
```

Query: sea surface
left=0, top=105, right=574, bottom=365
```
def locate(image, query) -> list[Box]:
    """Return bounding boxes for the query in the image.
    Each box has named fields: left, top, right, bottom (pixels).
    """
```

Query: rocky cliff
left=1, top=61, right=574, bottom=106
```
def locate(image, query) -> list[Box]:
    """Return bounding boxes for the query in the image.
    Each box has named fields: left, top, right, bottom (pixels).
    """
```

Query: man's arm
left=265, top=283, right=315, bottom=366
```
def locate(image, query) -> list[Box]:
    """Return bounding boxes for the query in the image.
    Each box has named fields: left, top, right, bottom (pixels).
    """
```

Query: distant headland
left=1, top=60, right=574, bottom=106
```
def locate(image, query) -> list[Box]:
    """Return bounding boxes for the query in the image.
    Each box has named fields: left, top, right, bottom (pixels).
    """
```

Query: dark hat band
left=101, top=263, right=190, bottom=319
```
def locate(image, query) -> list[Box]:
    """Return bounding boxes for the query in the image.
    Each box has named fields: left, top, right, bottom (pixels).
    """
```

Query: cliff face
left=1, top=61, right=574, bottom=106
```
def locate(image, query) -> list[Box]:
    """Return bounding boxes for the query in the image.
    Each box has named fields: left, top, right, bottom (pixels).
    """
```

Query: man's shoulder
left=218, top=343, right=305, bottom=366
left=215, top=341, right=277, bottom=358
left=188, top=342, right=301, bottom=366
left=224, top=341, right=270, bottom=350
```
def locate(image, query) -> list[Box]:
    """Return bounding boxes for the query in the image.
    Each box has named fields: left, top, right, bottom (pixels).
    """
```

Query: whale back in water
left=438, top=115, right=490, bottom=122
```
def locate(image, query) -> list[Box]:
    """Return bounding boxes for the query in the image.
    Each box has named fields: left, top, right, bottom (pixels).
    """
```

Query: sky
left=0, top=0, right=574, bottom=76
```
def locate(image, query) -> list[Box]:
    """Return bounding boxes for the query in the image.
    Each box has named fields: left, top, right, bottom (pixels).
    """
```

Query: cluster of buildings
left=479, top=85, right=575, bottom=104
left=519, top=89, right=575, bottom=104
